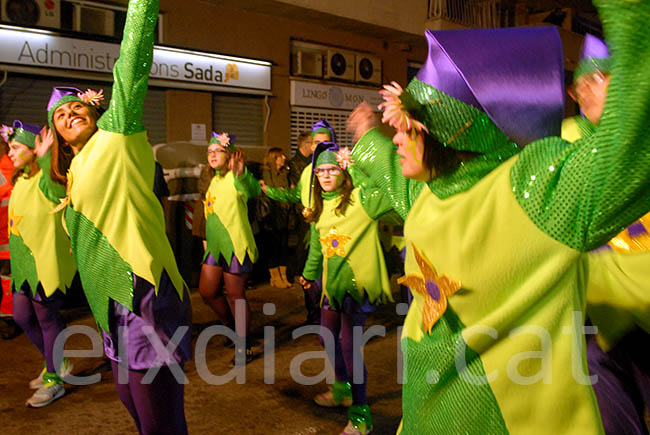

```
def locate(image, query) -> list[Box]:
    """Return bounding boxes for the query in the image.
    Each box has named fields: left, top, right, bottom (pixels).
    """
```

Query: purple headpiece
left=0, top=120, right=41, bottom=148
left=416, top=26, right=565, bottom=146
left=47, top=86, right=104, bottom=128
left=310, top=119, right=337, bottom=144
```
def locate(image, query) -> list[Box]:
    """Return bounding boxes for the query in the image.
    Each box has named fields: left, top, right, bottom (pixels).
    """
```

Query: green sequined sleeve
left=351, top=128, right=424, bottom=220
left=358, top=185, right=393, bottom=221
left=266, top=183, right=301, bottom=204
left=233, top=168, right=261, bottom=201
left=96, top=0, right=158, bottom=135
left=511, top=0, right=650, bottom=251
left=36, top=153, right=66, bottom=203
left=302, top=223, right=323, bottom=281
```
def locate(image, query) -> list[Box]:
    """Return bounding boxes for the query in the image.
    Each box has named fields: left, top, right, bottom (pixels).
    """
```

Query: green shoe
left=342, top=404, right=373, bottom=434
left=29, top=358, right=73, bottom=389
left=314, top=380, right=352, bottom=407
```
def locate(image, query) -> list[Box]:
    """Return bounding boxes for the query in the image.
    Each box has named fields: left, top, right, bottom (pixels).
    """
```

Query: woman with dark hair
left=262, top=147, right=292, bottom=288
left=1, top=121, right=75, bottom=407
left=42, top=0, right=191, bottom=433
left=299, top=142, right=393, bottom=435
left=347, top=1, right=650, bottom=432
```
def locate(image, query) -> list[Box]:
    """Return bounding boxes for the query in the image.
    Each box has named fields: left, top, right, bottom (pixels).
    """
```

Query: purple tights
left=587, top=331, right=650, bottom=435
left=111, top=361, right=188, bottom=435
left=319, top=308, right=368, bottom=405
left=13, top=292, right=65, bottom=373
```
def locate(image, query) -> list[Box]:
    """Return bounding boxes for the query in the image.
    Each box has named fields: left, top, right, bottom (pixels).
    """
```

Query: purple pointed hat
left=311, top=119, right=337, bottom=144
left=574, top=33, right=611, bottom=80
left=416, top=26, right=565, bottom=146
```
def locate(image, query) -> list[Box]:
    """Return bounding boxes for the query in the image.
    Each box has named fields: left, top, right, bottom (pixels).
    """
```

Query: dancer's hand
left=298, top=276, right=312, bottom=290
left=229, top=150, right=245, bottom=176
left=259, top=179, right=268, bottom=194
left=35, top=126, right=54, bottom=158
left=348, top=102, right=376, bottom=142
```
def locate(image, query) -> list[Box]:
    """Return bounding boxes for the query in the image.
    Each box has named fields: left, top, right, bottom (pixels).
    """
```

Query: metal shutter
left=0, top=73, right=166, bottom=144
left=290, top=107, right=353, bottom=155
left=212, top=93, right=263, bottom=146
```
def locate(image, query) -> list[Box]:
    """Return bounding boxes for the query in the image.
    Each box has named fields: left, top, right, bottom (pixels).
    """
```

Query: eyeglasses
left=207, top=149, right=225, bottom=156
left=315, top=167, right=341, bottom=177
left=568, top=70, right=608, bottom=99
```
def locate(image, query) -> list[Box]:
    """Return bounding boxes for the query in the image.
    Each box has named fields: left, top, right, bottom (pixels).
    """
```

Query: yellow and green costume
left=351, top=1, right=650, bottom=433
left=302, top=187, right=393, bottom=308
left=10, top=154, right=75, bottom=298
left=48, top=0, right=186, bottom=332
left=204, top=169, right=261, bottom=267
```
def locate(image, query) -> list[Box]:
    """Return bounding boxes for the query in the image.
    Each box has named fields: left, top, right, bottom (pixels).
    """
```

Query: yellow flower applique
left=320, top=227, right=351, bottom=258
left=398, top=244, right=462, bottom=334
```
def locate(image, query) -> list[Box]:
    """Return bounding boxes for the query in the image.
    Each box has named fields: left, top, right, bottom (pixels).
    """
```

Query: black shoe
left=0, top=317, right=22, bottom=340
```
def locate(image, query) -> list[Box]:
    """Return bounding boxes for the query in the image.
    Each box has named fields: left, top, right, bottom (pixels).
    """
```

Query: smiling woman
left=40, top=0, right=192, bottom=434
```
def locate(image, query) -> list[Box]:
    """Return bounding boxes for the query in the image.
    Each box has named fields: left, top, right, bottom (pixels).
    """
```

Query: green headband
left=573, top=57, right=612, bottom=82
left=47, top=95, right=87, bottom=129
left=315, top=150, right=340, bottom=167
left=8, top=128, right=37, bottom=148
left=311, top=128, right=332, bottom=138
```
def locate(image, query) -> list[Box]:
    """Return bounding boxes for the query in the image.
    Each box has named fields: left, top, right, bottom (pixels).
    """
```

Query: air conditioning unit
left=325, top=49, right=355, bottom=81
left=74, top=5, right=115, bottom=37
left=355, top=55, right=382, bottom=85
left=292, top=49, right=323, bottom=78
left=1, top=0, right=60, bottom=28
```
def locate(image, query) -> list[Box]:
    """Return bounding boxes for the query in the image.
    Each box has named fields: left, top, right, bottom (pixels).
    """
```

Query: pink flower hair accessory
left=335, top=147, right=354, bottom=170
left=0, top=125, right=14, bottom=143
left=77, top=89, right=105, bottom=106
left=378, top=81, right=429, bottom=135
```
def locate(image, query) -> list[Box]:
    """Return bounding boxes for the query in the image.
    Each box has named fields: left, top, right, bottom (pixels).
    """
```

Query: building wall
left=159, top=0, right=427, bottom=150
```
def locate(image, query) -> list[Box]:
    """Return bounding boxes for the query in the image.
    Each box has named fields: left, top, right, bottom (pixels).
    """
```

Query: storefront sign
left=0, top=25, right=271, bottom=91
left=290, top=80, right=381, bottom=111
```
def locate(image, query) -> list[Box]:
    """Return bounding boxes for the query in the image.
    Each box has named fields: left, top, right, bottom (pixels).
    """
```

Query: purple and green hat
left=310, top=119, right=336, bottom=144
left=209, top=131, right=235, bottom=151
left=574, top=33, right=611, bottom=82
left=0, top=120, right=41, bottom=148
left=393, top=26, right=565, bottom=149
left=47, top=86, right=104, bottom=128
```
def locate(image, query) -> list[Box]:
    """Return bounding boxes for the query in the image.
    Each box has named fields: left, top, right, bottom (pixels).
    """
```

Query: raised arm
left=511, top=0, right=650, bottom=251
left=97, top=0, right=158, bottom=135
left=351, top=127, right=423, bottom=220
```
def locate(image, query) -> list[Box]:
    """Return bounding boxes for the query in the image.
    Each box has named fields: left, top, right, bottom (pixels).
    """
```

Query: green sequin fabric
left=96, top=0, right=158, bottom=136
left=401, top=307, right=508, bottom=434
left=66, top=208, right=134, bottom=331
left=511, top=0, right=650, bottom=251
left=204, top=212, right=237, bottom=266
left=9, top=234, right=39, bottom=298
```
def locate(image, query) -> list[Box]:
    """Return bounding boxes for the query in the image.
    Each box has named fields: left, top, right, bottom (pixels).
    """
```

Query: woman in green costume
left=346, top=0, right=650, bottom=432
left=44, top=0, right=191, bottom=433
left=299, top=141, right=393, bottom=435
left=2, top=120, right=74, bottom=408
left=199, top=131, right=261, bottom=365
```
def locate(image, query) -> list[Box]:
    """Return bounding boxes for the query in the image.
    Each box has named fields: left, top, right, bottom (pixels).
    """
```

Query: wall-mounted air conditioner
left=1, top=0, right=60, bottom=28
left=355, top=55, right=382, bottom=85
left=74, top=4, right=115, bottom=37
left=292, top=49, right=323, bottom=78
left=324, top=49, right=355, bottom=81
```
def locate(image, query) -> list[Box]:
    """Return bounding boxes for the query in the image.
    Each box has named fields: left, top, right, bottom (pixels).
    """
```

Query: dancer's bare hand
left=229, top=150, right=245, bottom=176
left=34, top=126, right=54, bottom=158
left=298, top=276, right=312, bottom=290
left=348, top=102, right=376, bottom=142
left=259, top=179, right=268, bottom=194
